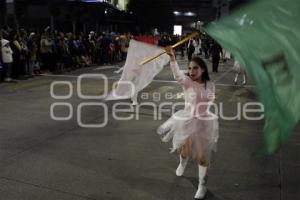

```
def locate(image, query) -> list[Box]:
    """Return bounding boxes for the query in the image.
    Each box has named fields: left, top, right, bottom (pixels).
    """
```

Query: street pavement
left=0, top=55, right=299, bottom=200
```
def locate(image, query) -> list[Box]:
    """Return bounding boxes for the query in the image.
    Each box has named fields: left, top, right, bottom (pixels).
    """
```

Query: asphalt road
left=0, top=56, right=299, bottom=200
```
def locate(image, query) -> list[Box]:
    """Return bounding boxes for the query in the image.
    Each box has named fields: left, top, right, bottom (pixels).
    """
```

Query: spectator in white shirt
left=1, top=39, right=15, bottom=82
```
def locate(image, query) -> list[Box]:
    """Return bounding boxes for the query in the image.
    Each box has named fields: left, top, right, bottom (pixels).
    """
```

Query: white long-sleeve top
left=1, top=39, right=13, bottom=63
left=170, top=60, right=215, bottom=117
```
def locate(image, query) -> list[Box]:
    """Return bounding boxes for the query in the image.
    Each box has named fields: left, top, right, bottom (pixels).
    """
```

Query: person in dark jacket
left=10, top=32, right=23, bottom=79
left=210, top=41, right=223, bottom=73
left=187, top=38, right=196, bottom=61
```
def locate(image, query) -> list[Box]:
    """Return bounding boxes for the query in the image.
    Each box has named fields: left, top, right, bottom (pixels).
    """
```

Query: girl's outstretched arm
left=165, top=46, right=189, bottom=86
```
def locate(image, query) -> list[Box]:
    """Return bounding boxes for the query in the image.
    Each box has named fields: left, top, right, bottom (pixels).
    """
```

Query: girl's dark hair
left=189, top=56, right=210, bottom=88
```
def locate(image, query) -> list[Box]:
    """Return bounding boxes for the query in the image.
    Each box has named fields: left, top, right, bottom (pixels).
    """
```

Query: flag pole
left=140, top=32, right=199, bottom=65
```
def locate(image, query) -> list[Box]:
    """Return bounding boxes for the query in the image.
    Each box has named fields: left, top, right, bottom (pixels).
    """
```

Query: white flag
left=106, top=40, right=169, bottom=100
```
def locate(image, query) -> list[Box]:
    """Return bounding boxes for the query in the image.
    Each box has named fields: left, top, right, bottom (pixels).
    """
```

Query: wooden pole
left=140, top=32, right=199, bottom=65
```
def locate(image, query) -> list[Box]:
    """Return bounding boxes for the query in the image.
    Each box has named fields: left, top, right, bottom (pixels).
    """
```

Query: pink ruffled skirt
left=157, top=110, right=219, bottom=164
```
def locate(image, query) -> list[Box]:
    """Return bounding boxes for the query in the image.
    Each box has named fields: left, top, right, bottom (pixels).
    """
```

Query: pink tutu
left=157, top=110, right=219, bottom=164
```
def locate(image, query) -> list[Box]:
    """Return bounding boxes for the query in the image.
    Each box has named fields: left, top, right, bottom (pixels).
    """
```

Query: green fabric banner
left=205, top=0, right=300, bottom=153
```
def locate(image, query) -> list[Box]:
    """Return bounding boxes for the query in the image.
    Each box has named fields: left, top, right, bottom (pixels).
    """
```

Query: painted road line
left=8, top=79, right=51, bottom=90
left=93, top=66, right=120, bottom=71
left=42, top=74, right=255, bottom=88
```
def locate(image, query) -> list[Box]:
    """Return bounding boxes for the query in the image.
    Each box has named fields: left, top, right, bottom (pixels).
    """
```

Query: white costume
left=233, top=60, right=247, bottom=85
left=157, top=60, right=219, bottom=199
left=194, top=39, right=202, bottom=55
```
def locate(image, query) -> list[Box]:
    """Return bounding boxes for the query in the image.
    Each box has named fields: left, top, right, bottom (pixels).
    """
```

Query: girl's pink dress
left=157, top=60, right=219, bottom=163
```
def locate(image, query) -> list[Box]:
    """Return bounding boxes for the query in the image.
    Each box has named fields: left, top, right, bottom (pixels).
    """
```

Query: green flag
left=205, top=0, right=300, bottom=154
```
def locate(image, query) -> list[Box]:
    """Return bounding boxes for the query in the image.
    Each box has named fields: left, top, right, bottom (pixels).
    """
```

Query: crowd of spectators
left=1, top=26, right=222, bottom=83
left=0, top=27, right=133, bottom=82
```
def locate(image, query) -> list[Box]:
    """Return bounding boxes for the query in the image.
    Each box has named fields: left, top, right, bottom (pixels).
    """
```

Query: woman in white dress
left=157, top=47, right=219, bottom=199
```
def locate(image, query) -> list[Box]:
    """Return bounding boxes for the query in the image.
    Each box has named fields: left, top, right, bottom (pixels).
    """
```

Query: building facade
left=1, top=0, right=132, bottom=32
left=105, top=0, right=129, bottom=10
left=172, top=0, right=242, bottom=32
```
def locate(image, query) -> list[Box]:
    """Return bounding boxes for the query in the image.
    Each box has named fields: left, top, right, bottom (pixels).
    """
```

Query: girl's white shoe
left=175, top=156, right=188, bottom=176
left=194, top=165, right=207, bottom=199
left=194, top=183, right=207, bottom=199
